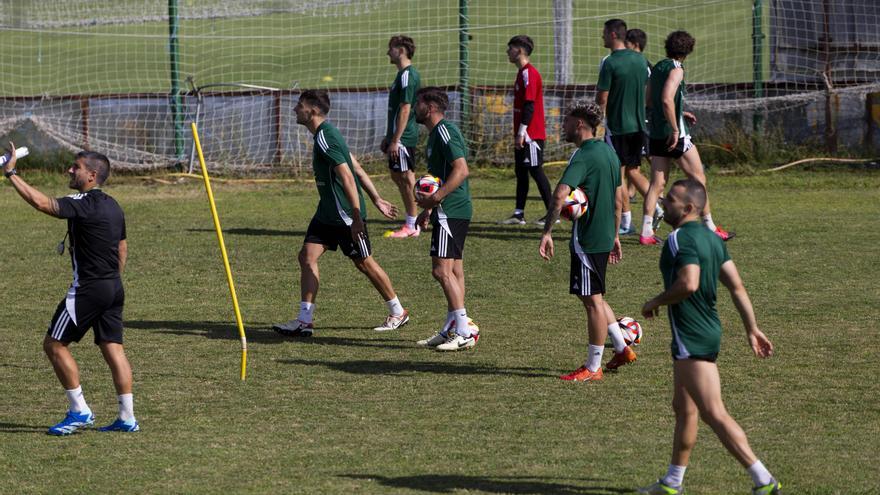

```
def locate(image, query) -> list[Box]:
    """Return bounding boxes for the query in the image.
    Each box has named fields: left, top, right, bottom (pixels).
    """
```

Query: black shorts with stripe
left=569, top=251, right=609, bottom=296
left=387, top=145, right=418, bottom=173
left=47, top=278, right=125, bottom=345
left=430, top=218, right=469, bottom=259
left=514, top=139, right=544, bottom=168
left=305, top=217, right=372, bottom=259
left=609, top=132, right=647, bottom=168
left=648, top=135, right=694, bottom=159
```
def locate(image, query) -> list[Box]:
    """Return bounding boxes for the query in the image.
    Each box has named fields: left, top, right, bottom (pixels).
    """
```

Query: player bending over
left=412, top=87, right=480, bottom=351
left=640, top=31, right=733, bottom=245
left=638, top=179, right=780, bottom=495
left=539, top=102, right=638, bottom=381
left=274, top=90, right=410, bottom=336
left=3, top=145, right=139, bottom=434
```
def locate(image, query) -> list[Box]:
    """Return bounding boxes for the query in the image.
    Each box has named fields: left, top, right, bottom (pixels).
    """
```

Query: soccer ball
left=415, top=175, right=442, bottom=196
left=618, top=317, right=643, bottom=346
left=560, top=187, right=589, bottom=221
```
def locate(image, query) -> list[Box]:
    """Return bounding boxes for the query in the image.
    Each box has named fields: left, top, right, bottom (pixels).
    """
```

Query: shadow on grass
left=186, top=227, right=305, bottom=237
left=126, top=320, right=290, bottom=344
left=340, top=474, right=630, bottom=494
left=278, top=358, right=558, bottom=378
left=0, top=422, right=47, bottom=434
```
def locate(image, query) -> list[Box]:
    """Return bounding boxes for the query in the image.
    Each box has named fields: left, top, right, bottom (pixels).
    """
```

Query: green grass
left=1, top=0, right=760, bottom=95
left=1, top=168, right=878, bottom=494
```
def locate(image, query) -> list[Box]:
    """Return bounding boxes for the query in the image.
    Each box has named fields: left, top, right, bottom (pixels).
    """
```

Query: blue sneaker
left=99, top=418, right=140, bottom=432
left=47, top=410, right=94, bottom=436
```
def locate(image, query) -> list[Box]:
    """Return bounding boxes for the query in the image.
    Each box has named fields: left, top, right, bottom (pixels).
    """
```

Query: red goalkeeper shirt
left=513, top=63, right=546, bottom=140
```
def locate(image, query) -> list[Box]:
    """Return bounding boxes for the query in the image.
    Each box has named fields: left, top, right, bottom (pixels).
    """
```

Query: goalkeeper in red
left=638, top=179, right=780, bottom=495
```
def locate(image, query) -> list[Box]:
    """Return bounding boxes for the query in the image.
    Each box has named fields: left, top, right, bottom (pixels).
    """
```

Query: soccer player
left=538, top=102, right=638, bottom=381
left=595, top=19, right=652, bottom=236
left=411, top=87, right=479, bottom=351
left=380, top=35, right=421, bottom=238
left=274, top=90, right=410, bottom=336
left=640, top=31, right=733, bottom=245
left=623, top=28, right=658, bottom=209
left=638, top=179, right=780, bottom=495
left=499, top=35, right=553, bottom=226
left=3, top=145, right=139, bottom=434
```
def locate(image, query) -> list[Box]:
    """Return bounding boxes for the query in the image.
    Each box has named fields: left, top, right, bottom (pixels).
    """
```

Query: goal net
left=0, top=0, right=877, bottom=171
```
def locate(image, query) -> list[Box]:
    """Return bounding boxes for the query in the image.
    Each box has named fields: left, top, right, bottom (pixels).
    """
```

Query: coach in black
left=3, top=143, right=139, bottom=435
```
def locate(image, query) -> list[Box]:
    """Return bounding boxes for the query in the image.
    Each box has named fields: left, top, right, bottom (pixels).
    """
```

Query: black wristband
left=4, top=168, right=17, bottom=178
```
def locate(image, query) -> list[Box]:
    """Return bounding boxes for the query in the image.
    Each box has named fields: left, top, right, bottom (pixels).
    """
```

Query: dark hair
left=671, top=178, right=707, bottom=212
left=507, top=35, right=534, bottom=56
left=299, top=90, right=331, bottom=115
left=75, top=151, right=111, bottom=185
left=566, top=100, right=603, bottom=130
left=388, top=35, right=415, bottom=58
left=626, top=28, right=647, bottom=51
left=604, top=19, right=628, bottom=41
left=416, top=87, right=449, bottom=113
left=665, top=30, right=695, bottom=59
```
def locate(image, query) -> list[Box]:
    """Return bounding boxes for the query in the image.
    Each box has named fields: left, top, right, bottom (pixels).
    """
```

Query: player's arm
left=2, top=143, right=61, bottom=217
left=538, top=182, right=571, bottom=260
left=118, top=239, right=128, bottom=274
left=661, top=67, right=684, bottom=148
left=719, top=259, right=774, bottom=358
left=641, top=264, right=700, bottom=318
left=333, top=163, right=364, bottom=237
left=516, top=101, right=534, bottom=149
left=350, top=153, right=397, bottom=219
left=388, top=103, right=411, bottom=160
left=595, top=91, right=609, bottom=117
left=418, top=157, right=468, bottom=211
left=609, top=183, right=623, bottom=264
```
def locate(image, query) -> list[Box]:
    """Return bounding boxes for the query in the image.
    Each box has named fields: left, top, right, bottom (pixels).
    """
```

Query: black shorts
left=305, top=217, right=372, bottom=259
left=610, top=132, right=647, bottom=167
left=514, top=139, right=544, bottom=168
left=47, top=279, right=125, bottom=345
left=673, top=353, right=719, bottom=363
left=430, top=218, right=469, bottom=259
left=387, top=145, right=417, bottom=173
left=648, top=135, right=694, bottom=159
left=569, top=251, right=609, bottom=296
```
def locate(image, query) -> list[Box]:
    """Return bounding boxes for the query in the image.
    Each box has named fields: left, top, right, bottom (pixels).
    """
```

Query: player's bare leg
left=99, top=342, right=133, bottom=395
left=43, top=336, right=80, bottom=390
left=389, top=170, right=419, bottom=237
left=676, top=146, right=711, bottom=216
left=298, top=242, right=327, bottom=303
left=640, top=156, right=670, bottom=244
left=671, top=361, right=700, bottom=467
left=432, top=257, right=464, bottom=310
left=352, top=255, right=397, bottom=301
left=627, top=166, right=651, bottom=197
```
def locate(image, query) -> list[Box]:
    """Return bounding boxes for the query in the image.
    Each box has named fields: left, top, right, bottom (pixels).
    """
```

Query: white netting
left=0, top=0, right=877, bottom=171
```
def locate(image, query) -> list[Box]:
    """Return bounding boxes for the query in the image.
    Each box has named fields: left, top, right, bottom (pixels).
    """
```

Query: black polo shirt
left=56, top=189, right=126, bottom=286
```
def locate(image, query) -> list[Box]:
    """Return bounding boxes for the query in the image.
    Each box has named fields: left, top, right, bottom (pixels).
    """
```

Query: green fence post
left=459, top=0, right=470, bottom=146
left=169, top=0, right=184, bottom=162
left=752, top=0, right=765, bottom=134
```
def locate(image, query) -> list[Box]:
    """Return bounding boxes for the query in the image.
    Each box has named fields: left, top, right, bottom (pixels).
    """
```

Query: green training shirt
left=386, top=65, right=421, bottom=147
left=559, top=139, right=621, bottom=254
left=596, top=48, right=649, bottom=135
left=311, top=121, right=367, bottom=226
left=659, top=220, right=732, bottom=357
left=426, top=119, right=472, bottom=220
left=648, top=58, right=688, bottom=139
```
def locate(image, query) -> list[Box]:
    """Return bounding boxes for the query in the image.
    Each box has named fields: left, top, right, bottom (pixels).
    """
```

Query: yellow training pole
left=191, top=123, right=248, bottom=381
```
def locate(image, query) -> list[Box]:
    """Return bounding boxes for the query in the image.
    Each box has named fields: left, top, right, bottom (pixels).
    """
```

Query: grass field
left=0, top=167, right=878, bottom=494
left=1, top=0, right=761, bottom=95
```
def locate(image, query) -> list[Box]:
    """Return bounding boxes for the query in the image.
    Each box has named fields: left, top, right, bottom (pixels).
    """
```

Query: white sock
left=702, top=214, right=717, bottom=231
left=747, top=460, right=773, bottom=486
left=662, top=464, right=687, bottom=487
left=65, top=386, right=88, bottom=413
left=385, top=296, right=404, bottom=317
left=607, top=322, right=627, bottom=353
left=513, top=209, right=524, bottom=217
left=621, top=211, right=632, bottom=230
left=585, top=344, right=604, bottom=372
left=405, top=215, right=417, bottom=230
left=641, top=215, right=654, bottom=238
left=453, top=308, right=470, bottom=337
left=297, top=301, right=315, bottom=323
left=117, top=393, right=135, bottom=422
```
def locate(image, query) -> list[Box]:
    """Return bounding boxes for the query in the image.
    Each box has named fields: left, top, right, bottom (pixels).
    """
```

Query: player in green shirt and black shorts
left=638, top=179, right=780, bottom=495
left=539, top=101, right=639, bottom=382
left=381, top=35, right=422, bottom=238
left=273, top=90, right=410, bottom=337
left=411, top=87, right=479, bottom=352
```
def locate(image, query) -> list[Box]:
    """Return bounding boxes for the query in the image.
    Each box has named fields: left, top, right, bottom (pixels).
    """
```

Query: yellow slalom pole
left=191, top=123, right=248, bottom=381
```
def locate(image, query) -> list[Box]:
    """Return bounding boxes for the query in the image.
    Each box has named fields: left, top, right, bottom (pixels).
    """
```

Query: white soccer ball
left=618, top=317, right=643, bottom=346
left=560, top=187, right=588, bottom=221
left=415, top=175, right=442, bottom=197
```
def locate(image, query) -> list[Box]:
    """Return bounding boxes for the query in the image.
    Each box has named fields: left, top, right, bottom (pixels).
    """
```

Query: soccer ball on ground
left=415, top=175, right=442, bottom=197
left=618, top=317, right=643, bottom=346
left=560, top=187, right=588, bottom=221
